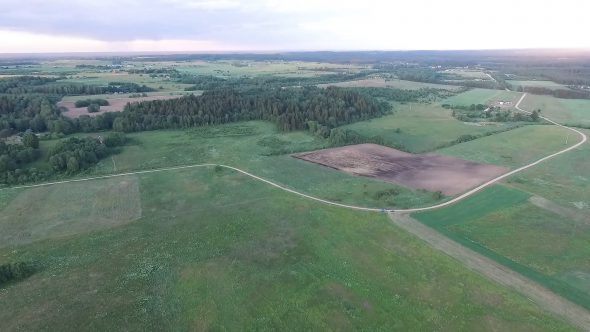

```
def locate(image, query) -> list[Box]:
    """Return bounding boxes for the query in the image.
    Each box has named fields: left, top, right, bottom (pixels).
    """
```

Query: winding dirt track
left=1, top=93, right=589, bottom=329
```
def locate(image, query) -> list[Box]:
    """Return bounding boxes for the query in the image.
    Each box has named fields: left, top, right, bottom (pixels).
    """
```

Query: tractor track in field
left=1, top=93, right=588, bottom=329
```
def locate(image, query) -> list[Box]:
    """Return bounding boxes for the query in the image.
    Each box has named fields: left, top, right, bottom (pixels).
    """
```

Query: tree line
left=110, top=87, right=389, bottom=132
left=1, top=132, right=126, bottom=185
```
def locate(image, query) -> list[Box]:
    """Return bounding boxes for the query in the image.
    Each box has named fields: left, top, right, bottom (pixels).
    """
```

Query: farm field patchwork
left=173, top=60, right=365, bottom=77
left=342, top=102, right=523, bottom=153
left=505, top=129, right=590, bottom=214
left=443, top=88, right=522, bottom=107
left=0, top=168, right=576, bottom=331
left=414, top=185, right=590, bottom=310
left=519, top=94, right=590, bottom=126
left=318, top=78, right=462, bottom=91
left=507, top=80, right=569, bottom=90
left=435, top=125, right=572, bottom=168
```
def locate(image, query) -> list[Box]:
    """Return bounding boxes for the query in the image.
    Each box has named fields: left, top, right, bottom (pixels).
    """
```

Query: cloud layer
left=1, top=0, right=589, bottom=52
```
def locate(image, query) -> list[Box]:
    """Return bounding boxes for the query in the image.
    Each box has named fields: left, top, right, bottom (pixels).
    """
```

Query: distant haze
left=1, top=0, right=589, bottom=53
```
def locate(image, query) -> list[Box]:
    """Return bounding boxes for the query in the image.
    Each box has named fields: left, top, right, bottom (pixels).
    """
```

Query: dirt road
left=389, top=212, right=590, bottom=331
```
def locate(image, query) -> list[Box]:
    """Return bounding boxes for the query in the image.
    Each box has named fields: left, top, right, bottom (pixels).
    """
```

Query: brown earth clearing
left=58, top=95, right=183, bottom=118
left=294, top=143, right=508, bottom=196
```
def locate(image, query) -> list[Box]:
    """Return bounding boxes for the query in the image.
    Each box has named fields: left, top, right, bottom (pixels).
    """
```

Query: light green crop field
left=60, top=90, right=194, bottom=102
left=442, top=69, right=492, bottom=80
left=173, top=60, right=364, bottom=77
left=519, top=94, right=590, bottom=126
left=59, top=72, right=194, bottom=91
left=318, top=78, right=462, bottom=91
left=414, top=185, right=590, bottom=310
left=444, top=88, right=522, bottom=106
left=506, top=128, right=590, bottom=212
left=0, top=168, right=575, bottom=331
left=436, top=125, right=572, bottom=167
left=342, top=102, right=522, bottom=153
left=508, top=80, right=569, bottom=90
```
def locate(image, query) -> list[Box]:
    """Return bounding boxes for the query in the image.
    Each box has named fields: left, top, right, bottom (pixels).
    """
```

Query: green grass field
left=414, top=185, right=590, bottom=310
left=0, top=168, right=575, bottom=331
left=173, top=60, right=364, bottom=77
left=505, top=128, right=590, bottom=214
left=319, top=78, right=462, bottom=91
left=59, top=72, right=194, bottom=92
left=436, top=125, right=572, bottom=167
left=342, top=102, right=522, bottom=153
left=508, top=80, right=569, bottom=90
left=442, top=69, right=492, bottom=80
left=519, top=94, right=590, bottom=126
left=443, top=88, right=522, bottom=106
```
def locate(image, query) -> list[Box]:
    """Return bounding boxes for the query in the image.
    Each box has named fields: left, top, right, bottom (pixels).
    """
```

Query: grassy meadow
left=443, top=88, right=522, bottom=106
left=435, top=125, right=572, bottom=167
left=342, top=102, right=522, bottom=153
left=508, top=80, right=569, bottom=90
left=0, top=167, right=576, bottom=331
left=414, top=184, right=590, bottom=310
left=519, top=94, right=590, bottom=126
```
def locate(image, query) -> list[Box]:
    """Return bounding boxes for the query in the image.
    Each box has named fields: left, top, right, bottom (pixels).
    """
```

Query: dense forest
left=114, top=87, right=389, bottom=132
left=0, top=76, right=154, bottom=95
left=445, top=103, right=541, bottom=123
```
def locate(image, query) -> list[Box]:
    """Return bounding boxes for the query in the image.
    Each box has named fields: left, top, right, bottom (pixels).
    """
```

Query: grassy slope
left=0, top=169, right=575, bottom=331
left=413, top=185, right=590, bottom=310
left=519, top=94, right=590, bottom=126
left=507, top=128, right=590, bottom=209
left=435, top=125, right=571, bottom=167
left=318, top=78, right=462, bottom=91
left=342, top=102, right=521, bottom=153
left=443, top=88, right=522, bottom=106
left=508, top=80, right=569, bottom=90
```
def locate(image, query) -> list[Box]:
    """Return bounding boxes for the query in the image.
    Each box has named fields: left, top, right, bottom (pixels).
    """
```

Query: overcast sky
left=1, top=0, right=589, bottom=53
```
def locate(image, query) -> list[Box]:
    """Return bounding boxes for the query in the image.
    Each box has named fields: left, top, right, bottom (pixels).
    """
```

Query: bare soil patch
left=294, top=143, right=508, bottom=196
left=58, top=95, right=183, bottom=118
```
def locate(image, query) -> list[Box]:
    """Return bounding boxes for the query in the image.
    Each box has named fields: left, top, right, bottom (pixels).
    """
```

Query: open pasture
left=443, top=88, right=522, bottom=106
left=414, top=185, right=590, bottom=310
left=294, top=143, right=508, bottom=196
left=508, top=80, right=569, bottom=90
left=436, top=125, right=572, bottom=168
left=173, top=60, right=365, bottom=77
left=0, top=166, right=574, bottom=331
left=342, top=102, right=522, bottom=153
left=519, top=94, right=590, bottom=126
left=318, top=77, right=462, bottom=91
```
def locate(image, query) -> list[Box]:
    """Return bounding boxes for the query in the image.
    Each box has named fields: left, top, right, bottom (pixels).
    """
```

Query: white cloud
left=1, top=0, right=590, bottom=52
left=164, top=0, right=242, bottom=10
